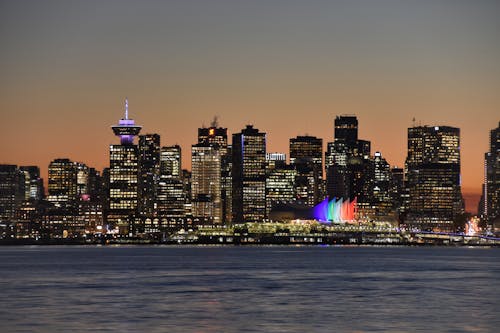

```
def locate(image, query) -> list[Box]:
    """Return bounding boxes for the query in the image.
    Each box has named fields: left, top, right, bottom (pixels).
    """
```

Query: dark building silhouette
left=481, top=122, right=500, bottom=227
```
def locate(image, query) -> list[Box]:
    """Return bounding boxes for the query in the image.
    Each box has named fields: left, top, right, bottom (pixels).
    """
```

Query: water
left=0, top=246, right=499, bottom=332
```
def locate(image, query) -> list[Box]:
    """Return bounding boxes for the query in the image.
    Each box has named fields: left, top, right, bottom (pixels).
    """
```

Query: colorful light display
left=313, top=197, right=357, bottom=223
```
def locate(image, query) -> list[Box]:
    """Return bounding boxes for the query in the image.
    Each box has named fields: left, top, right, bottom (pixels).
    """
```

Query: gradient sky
left=1, top=0, right=499, bottom=213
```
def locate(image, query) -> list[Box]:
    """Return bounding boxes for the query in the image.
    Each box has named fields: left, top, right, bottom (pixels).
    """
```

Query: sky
left=1, top=0, right=499, bottom=213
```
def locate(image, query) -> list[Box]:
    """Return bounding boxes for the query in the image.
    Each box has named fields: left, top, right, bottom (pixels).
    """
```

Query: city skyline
left=2, top=1, right=500, bottom=213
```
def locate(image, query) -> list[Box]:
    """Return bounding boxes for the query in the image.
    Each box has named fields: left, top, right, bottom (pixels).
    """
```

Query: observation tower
left=112, top=98, right=142, bottom=144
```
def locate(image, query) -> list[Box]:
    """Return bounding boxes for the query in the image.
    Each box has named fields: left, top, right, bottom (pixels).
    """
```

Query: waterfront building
left=405, top=125, right=463, bottom=231
left=107, top=99, right=141, bottom=234
left=232, top=125, right=267, bottom=222
left=290, top=136, right=323, bottom=206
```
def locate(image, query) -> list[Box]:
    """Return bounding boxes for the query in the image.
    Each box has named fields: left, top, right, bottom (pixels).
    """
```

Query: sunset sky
left=1, top=0, right=499, bottom=213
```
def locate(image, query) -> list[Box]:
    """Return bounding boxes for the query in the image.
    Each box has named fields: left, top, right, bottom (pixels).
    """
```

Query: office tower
left=157, top=145, right=185, bottom=223
left=182, top=169, right=192, bottom=218
left=290, top=136, right=323, bottom=206
left=325, top=116, right=371, bottom=202
left=390, top=167, right=405, bottom=215
left=86, top=167, right=103, bottom=202
left=19, top=166, right=44, bottom=201
left=369, top=152, right=393, bottom=219
left=482, top=122, right=500, bottom=226
left=405, top=125, right=463, bottom=231
left=198, top=119, right=228, bottom=148
left=232, top=125, right=267, bottom=222
left=47, top=158, right=78, bottom=211
left=191, top=144, right=222, bottom=224
left=198, top=120, right=232, bottom=224
left=160, top=145, right=182, bottom=178
left=76, top=162, right=89, bottom=198
left=265, top=154, right=296, bottom=216
left=138, top=134, right=160, bottom=217
left=0, top=165, right=25, bottom=223
left=108, top=99, right=141, bottom=234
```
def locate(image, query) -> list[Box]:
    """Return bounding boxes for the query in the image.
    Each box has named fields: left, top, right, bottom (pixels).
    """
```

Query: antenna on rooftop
left=125, top=98, right=129, bottom=119
left=211, top=116, right=219, bottom=128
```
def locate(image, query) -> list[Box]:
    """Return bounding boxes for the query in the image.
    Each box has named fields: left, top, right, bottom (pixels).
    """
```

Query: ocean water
left=0, top=246, right=498, bottom=333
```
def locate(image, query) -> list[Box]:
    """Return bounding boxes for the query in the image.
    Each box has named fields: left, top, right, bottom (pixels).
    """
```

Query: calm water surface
left=0, top=246, right=499, bottom=332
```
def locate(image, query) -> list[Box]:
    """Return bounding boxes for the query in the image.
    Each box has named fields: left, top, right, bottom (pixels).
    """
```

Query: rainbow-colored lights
left=313, top=197, right=357, bottom=223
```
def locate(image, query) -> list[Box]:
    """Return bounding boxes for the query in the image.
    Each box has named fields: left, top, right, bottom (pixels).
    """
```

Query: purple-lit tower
left=107, top=99, right=142, bottom=235
left=111, top=99, right=142, bottom=145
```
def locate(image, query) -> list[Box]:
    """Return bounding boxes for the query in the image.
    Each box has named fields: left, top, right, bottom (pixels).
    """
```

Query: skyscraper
left=405, top=125, right=463, bottom=231
left=482, top=122, right=500, bottom=226
left=47, top=158, right=78, bottom=211
left=232, top=125, right=267, bottom=222
left=19, top=166, right=44, bottom=201
left=266, top=153, right=296, bottom=216
left=108, top=99, right=141, bottom=235
left=191, top=144, right=222, bottom=224
left=138, top=134, right=160, bottom=218
left=290, top=136, right=323, bottom=207
left=197, top=120, right=232, bottom=224
left=0, top=165, right=25, bottom=223
left=157, top=145, right=185, bottom=224
left=325, top=116, right=371, bottom=201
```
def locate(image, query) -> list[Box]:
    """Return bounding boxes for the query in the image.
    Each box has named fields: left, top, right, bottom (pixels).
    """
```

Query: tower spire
left=125, top=98, right=129, bottom=120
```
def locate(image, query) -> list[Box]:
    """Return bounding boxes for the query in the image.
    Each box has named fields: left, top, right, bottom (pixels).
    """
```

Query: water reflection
left=0, top=246, right=499, bottom=332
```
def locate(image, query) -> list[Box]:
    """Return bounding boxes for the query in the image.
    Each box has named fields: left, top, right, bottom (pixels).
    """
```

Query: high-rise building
left=19, top=166, right=44, bottom=201
left=108, top=99, right=141, bottom=234
left=325, top=116, right=371, bottom=202
left=232, top=125, right=267, bottom=222
left=405, top=125, right=463, bottom=231
left=47, top=158, right=78, bottom=211
left=0, top=165, right=25, bottom=223
left=157, top=145, right=185, bottom=223
left=482, top=122, right=500, bottom=226
left=290, top=136, right=323, bottom=207
left=265, top=154, right=296, bottom=216
left=76, top=162, right=89, bottom=198
left=191, top=144, right=222, bottom=224
left=197, top=120, right=232, bottom=224
left=138, top=134, right=160, bottom=218
left=368, top=152, right=394, bottom=220
left=182, top=169, right=192, bottom=219
left=160, top=145, right=182, bottom=178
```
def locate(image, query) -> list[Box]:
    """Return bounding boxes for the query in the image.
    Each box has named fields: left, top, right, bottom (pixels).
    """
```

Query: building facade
left=232, top=125, right=267, bottom=222
left=107, top=99, right=142, bottom=234
left=405, top=126, right=463, bottom=231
